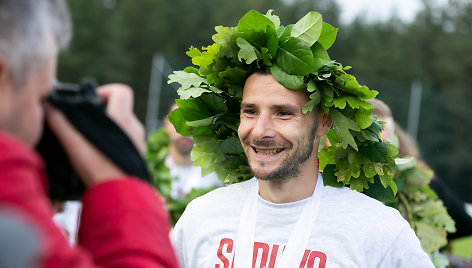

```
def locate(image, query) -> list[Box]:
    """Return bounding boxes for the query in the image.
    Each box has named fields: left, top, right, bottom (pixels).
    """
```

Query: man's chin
left=251, top=168, right=289, bottom=181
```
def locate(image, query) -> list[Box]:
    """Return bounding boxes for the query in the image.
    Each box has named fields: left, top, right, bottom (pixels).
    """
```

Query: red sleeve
left=0, top=132, right=179, bottom=268
left=79, top=179, right=179, bottom=267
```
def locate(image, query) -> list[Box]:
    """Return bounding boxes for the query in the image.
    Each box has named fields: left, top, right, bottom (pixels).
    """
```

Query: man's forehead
left=241, top=73, right=309, bottom=109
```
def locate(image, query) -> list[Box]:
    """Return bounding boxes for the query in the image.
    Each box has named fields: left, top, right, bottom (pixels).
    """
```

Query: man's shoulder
left=322, top=185, right=407, bottom=225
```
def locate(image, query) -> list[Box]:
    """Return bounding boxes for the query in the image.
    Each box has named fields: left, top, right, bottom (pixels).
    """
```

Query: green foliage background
left=57, top=0, right=472, bottom=202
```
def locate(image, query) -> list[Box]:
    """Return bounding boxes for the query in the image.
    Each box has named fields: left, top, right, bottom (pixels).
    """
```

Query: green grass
left=451, top=236, right=472, bottom=259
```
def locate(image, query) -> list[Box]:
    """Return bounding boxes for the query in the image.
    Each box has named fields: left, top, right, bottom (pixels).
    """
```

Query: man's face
left=164, top=103, right=194, bottom=155
left=0, top=35, right=57, bottom=147
left=238, top=73, right=318, bottom=181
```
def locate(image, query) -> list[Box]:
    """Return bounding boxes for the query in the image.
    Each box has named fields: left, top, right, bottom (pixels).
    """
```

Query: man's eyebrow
left=273, top=104, right=299, bottom=112
left=240, top=103, right=256, bottom=109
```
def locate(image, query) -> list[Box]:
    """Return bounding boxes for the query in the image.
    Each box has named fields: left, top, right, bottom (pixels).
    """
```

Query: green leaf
left=276, top=37, right=316, bottom=76
left=307, top=79, right=318, bottom=92
left=183, top=66, right=199, bottom=75
left=213, top=26, right=236, bottom=58
left=318, top=22, right=338, bottom=50
left=236, top=37, right=258, bottom=64
left=334, top=73, right=378, bottom=100
left=349, top=173, right=370, bottom=192
left=354, top=107, right=374, bottom=129
left=191, top=43, right=220, bottom=71
left=379, top=172, right=393, bottom=188
left=187, top=115, right=218, bottom=127
left=302, top=91, right=321, bottom=114
left=333, top=96, right=348, bottom=109
left=291, top=11, right=323, bottom=47
left=277, top=24, right=293, bottom=40
left=322, top=164, right=344, bottom=187
left=363, top=163, right=377, bottom=178
left=363, top=178, right=396, bottom=203
left=266, top=27, right=279, bottom=56
left=238, top=10, right=275, bottom=33
left=388, top=180, right=398, bottom=196
left=219, top=67, right=248, bottom=86
left=335, top=168, right=352, bottom=183
left=168, top=71, right=207, bottom=89
left=330, top=109, right=360, bottom=150
left=167, top=107, right=193, bottom=136
left=186, top=46, right=201, bottom=58
left=199, top=93, right=228, bottom=114
left=319, top=147, right=336, bottom=170
left=270, top=64, right=305, bottom=90
left=416, top=221, right=448, bottom=254
left=326, top=129, right=341, bottom=146
left=260, top=47, right=273, bottom=66
left=310, top=42, right=331, bottom=70
left=395, top=157, right=417, bottom=170
left=177, top=87, right=211, bottom=99
left=221, top=137, right=244, bottom=154
left=359, top=142, right=388, bottom=162
left=386, top=142, right=399, bottom=158
left=264, top=10, right=280, bottom=29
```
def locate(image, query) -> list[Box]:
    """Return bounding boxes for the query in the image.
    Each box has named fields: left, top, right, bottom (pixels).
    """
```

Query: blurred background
left=57, top=0, right=472, bottom=211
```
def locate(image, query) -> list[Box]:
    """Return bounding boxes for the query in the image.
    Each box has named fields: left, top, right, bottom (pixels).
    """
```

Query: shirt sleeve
left=379, top=225, right=435, bottom=268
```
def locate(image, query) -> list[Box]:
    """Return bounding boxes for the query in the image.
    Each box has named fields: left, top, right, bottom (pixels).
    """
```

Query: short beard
left=249, top=123, right=318, bottom=181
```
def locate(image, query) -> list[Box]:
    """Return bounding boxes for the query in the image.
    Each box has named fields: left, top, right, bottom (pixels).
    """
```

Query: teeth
left=255, top=148, right=281, bottom=155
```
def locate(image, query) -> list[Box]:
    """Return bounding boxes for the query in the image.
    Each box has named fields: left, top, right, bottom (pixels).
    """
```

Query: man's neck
left=257, top=155, right=319, bottom=204
left=168, top=146, right=193, bottom=166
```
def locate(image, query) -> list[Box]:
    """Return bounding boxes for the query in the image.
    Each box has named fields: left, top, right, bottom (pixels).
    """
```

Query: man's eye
left=242, top=109, right=257, bottom=116
left=277, top=111, right=293, bottom=117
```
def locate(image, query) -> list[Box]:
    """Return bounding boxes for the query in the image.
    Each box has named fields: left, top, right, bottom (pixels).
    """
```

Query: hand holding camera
left=37, top=80, right=150, bottom=200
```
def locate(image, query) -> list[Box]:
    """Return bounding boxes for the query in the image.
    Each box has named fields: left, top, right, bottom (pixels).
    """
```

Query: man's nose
left=251, top=113, right=276, bottom=139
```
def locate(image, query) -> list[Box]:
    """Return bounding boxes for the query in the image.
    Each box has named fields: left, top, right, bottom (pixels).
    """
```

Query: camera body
left=36, top=79, right=150, bottom=201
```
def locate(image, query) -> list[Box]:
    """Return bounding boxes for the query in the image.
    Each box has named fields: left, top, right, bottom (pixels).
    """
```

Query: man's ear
left=316, top=112, right=332, bottom=137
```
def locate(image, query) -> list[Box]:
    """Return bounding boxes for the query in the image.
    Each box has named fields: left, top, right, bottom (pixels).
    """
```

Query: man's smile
left=252, top=146, right=285, bottom=156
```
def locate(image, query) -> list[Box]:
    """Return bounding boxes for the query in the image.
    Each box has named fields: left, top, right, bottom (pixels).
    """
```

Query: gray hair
left=0, top=0, right=72, bottom=87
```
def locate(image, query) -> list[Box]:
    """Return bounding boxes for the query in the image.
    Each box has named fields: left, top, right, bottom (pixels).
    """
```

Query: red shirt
left=0, top=131, right=179, bottom=267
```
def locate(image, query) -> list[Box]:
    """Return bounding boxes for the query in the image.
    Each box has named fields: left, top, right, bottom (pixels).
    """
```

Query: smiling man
left=238, top=71, right=330, bottom=204
left=170, top=10, right=434, bottom=268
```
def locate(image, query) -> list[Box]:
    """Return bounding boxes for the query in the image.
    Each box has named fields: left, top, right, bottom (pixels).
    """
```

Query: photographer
left=0, top=0, right=178, bottom=267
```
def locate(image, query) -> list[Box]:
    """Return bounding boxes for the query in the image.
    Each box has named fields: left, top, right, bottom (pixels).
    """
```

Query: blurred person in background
left=164, top=102, right=222, bottom=200
left=367, top=98, right=472, bottom=240
left=146, top=101, right=222, bottom=224
left=0, top=0, right=178, bottom=267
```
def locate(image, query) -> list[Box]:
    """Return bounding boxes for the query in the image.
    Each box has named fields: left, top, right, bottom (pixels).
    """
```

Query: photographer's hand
left=44, top=84, right=145, bottom=187
left=96, top=84, right=146, bottom=156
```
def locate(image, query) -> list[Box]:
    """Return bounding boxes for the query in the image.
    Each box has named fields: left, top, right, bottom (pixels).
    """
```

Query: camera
left=36, top=79, right=150, bottom=201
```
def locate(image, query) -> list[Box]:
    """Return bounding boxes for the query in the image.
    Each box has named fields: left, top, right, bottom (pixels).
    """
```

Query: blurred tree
left=58, top=0, right=339, bottom=121
left=331, top=0, right=472, bottom=202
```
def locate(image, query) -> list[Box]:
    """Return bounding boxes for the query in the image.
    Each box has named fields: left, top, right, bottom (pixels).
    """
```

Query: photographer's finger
left=44, top=103, right=125, bottom=186
left=96, top=84, right=134, bottom=114
left=96, top=84, right=146, bottom=155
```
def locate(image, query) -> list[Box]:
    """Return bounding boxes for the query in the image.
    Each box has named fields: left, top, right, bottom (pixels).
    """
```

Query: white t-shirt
left=165, top=156, right=222, bottom=199
left=172, top=177, right=434, bottom=268
left=52, top=200, right=82, bottom=245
